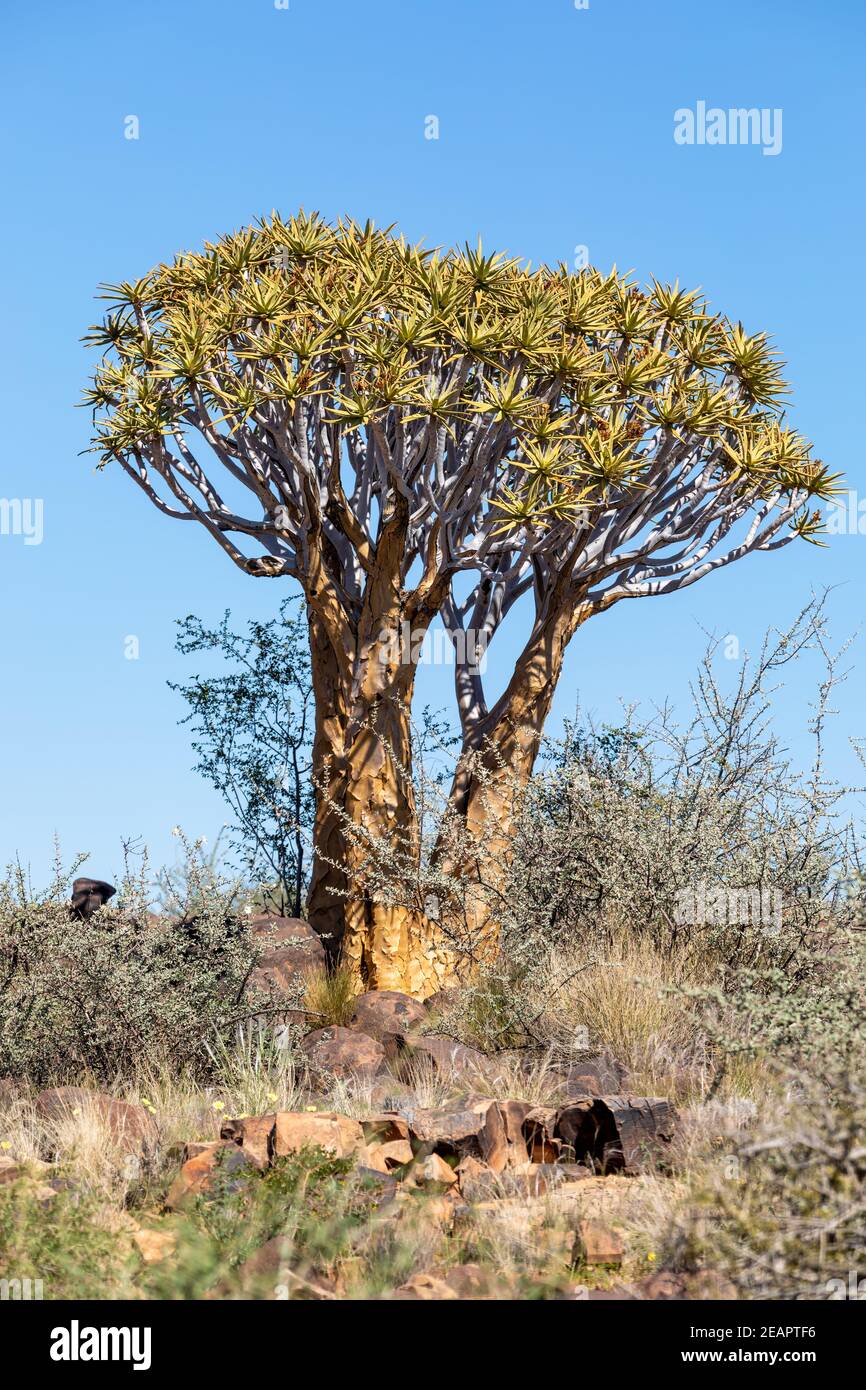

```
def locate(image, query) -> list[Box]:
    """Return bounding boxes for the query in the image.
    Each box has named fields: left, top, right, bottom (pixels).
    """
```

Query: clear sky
left=1, top=0, right=864, bottom=889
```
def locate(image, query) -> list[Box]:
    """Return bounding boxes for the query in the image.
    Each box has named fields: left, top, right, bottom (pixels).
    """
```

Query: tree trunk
left=305, top=609, right=352, bottom=961
left=304, top=530, right=451, bottom=995
left=435, top=580, right=597, bottom=965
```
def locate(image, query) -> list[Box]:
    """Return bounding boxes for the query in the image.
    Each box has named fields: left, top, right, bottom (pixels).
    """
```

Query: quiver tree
left=83, top=211, right=839, bottom=995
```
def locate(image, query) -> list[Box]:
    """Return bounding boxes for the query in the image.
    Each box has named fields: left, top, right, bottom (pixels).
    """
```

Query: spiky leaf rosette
left=83, top=212, right=839, bottom=713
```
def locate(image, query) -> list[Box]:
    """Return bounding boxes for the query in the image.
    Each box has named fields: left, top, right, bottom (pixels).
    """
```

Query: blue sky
left=1, top=0, right=864, bottom=888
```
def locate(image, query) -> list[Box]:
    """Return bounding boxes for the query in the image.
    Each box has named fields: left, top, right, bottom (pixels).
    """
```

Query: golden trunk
left=435, top=582, right=594, bottom=964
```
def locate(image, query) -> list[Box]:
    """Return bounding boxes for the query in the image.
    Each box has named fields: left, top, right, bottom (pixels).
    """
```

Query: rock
left=504, top=1162, right=592, bottom=1198
left=401, top=1034, right=488, bottom=1082
left=273, top=1110, right=366, bottom=1160
left=166, top=1141, right=256, bottom=1209
left=559, top=1053, right=626, bottom=1098
left=300, top=1027, right=387, bottom=1086
left=523, top=1106, right=563, bottom=1163
left=572, top=1218, right=625, bottom=1267
left=408, top=1099, right=507, bottom=1172
left=234, top=1236, right=337, bottom=1299
left=348, top=990, right=427, bottom=1058
left=220, top=1113, right=276, bottom=1169
left=360, top=1113, right=412, bottom=1147
left=132, top=1228, right=177, bottom=1264
left=394, top=1272, right=459, bottom=1300
left=366, top=1139, right=414, bottom=1173
left=248, top=916, right=326, bottom=1002
left=34, top=1087, right=158, bottom=1154
left=555, top=1095, right=677, bottom=1174
left=0, top=1155, right=54, bottom=1187
left=70, top=877, right=116, bottom=921
left=414, top=1152, right=458, bottom=1189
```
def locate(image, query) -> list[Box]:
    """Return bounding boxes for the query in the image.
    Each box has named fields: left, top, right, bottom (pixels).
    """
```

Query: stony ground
left=0, top=963, right=735, bottom=1301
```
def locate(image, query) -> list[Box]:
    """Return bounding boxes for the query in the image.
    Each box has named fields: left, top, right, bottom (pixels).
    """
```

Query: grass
left=1, top=927, right=852, bottom=1301
left=302, top=961, right=359, bottom=1028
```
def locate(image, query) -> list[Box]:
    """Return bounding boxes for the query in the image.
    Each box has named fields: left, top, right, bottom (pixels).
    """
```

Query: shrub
left=667, top=935, right=866, bottom=1298
left=0, top=844, right=271, bottom=1083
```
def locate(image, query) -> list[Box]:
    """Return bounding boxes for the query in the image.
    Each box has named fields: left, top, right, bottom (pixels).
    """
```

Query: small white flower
left=171, top=826, right=181, bottom=837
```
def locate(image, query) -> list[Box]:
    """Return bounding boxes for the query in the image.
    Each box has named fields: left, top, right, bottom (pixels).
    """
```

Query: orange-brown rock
left=166, top=1141, right=256, bottom=1209
left=273, top=1110, right=366, bottom=1159
left=572, top=1218, right=625, bottom=1267
left=220, top=1113, right=276, bottom=1169
left=408, top=1098, right=507, bottom=1171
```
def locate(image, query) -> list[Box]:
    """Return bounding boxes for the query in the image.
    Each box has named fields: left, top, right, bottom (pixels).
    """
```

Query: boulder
left=348, top=990, right=427, bottom=1058
left=273, top=1110, right=366, bottom=1160
left=34, top=1087, right=157, bottom=1154
left=219, top=1113, right=276, bottom=1169
left=408, top=1099, right=508, bottom=1172
left=70, top=877, right=116, bottom=921
left=555, top=1095, right=677, bottom=1174
left=414, top=1152, right=458, bottom=1189
left=400, top=1033, right=488, bottom=1081
left=572, top=1218, right=625, bottom=1268
left=248, top=916, right=326, bottom=1002
left=558, top=1053, right=626, bottom=1098
left=166, top=1141, right=256, bottom=1209
left=300, top=1026, right=387, bottom=1086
